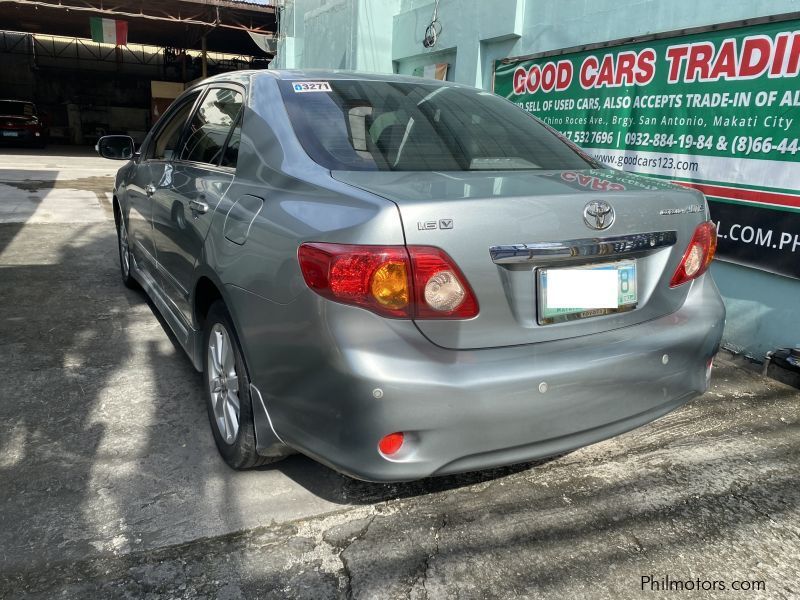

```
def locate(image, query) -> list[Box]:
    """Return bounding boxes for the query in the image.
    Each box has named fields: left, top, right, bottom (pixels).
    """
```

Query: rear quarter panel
left=201, top=75, right=407, bottom=417
left=205, top=75, right=405, bottom=305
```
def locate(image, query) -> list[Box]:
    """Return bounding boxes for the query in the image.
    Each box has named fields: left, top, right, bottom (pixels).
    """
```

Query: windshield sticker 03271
left=292, top=81, right=332, bottom=93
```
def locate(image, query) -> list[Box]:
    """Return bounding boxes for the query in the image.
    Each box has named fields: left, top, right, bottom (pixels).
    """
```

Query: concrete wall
left=274, top=0, right=800, bottom=359
left=273, top=0, right=400, bottom=71
left=392, top=0, right=524, bottom=86
left=711, top=261, right=800, bottom=360
left=389, top=0, right=800, bottom=87
left=277, top=0, right=800, bottom=80
left=513, top=0, right=800, bottom=57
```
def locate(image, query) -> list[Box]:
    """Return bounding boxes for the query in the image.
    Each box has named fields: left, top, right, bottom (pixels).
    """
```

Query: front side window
left=279, top=80, right=595, bottom=172
left=149, top=91, right=200, bottom=160
left=179, top=87, right=243, bottom=166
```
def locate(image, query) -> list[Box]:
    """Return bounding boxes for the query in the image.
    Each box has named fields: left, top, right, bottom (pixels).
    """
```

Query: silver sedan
left=96, top=70, right=725, bottom=481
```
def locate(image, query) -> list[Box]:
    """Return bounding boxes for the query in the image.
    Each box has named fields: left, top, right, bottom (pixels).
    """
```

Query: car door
left=150, top=84, right=244, bottom=326
left=127, top=90, right=202, bottom=277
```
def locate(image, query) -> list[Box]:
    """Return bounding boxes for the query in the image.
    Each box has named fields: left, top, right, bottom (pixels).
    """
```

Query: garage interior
left=0, top=0, right=277, bottom=145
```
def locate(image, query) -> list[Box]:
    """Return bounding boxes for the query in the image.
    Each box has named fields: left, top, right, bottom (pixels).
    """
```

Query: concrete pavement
left=0, top=147, right=798, bottom=599
left=0, top=147, right=347, bottom=572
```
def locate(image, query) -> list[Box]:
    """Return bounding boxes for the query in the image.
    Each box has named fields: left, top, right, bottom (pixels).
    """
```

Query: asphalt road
left=1, top=147, right=798, bottom=600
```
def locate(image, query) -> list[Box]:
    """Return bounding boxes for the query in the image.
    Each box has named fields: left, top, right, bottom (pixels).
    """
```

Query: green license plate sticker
left=538, top=260, right=637, bottom=324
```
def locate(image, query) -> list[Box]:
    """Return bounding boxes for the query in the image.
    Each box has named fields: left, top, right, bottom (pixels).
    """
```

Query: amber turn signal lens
left=370, top=261, right=409, bottom=309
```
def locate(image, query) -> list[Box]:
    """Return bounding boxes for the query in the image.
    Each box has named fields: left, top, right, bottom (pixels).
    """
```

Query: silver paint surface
left=108, top=69, right=725, bottom=481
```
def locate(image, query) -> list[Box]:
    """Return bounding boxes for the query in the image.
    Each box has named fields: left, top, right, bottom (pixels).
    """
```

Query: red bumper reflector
left=378, top=432, right=404, bottom=456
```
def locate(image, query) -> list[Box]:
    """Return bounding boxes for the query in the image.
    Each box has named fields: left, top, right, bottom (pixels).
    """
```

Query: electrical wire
left=422, top=0, right=442, bottom=48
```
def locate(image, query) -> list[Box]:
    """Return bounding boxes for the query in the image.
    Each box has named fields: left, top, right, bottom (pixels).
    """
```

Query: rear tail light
left=297, top=243, right=410, bottom=317
left=669, top=221, right=717, bottom=287
left=407, top=246, right=479, bottom=319
left=297, top=243, right=479, bottom=319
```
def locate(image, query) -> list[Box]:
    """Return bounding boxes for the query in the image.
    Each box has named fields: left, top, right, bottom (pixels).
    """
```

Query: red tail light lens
left=297, top=243, right=479, bottom=319
left=670, top=221, right=717, bottom=287
left=297, top=243, right=411, bottom=317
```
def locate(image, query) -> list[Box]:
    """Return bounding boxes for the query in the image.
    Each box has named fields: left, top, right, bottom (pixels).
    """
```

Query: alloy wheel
left=207, top=323, right=241, bottom=444
left=118, top=217, right=130, bottom=277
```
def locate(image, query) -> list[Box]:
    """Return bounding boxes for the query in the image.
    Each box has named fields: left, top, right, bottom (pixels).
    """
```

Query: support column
left=201, top=34, right=208, bottom=78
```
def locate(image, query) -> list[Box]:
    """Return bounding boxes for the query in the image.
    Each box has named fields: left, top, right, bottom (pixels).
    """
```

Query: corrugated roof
left=2, top=0, right=277, bottom=54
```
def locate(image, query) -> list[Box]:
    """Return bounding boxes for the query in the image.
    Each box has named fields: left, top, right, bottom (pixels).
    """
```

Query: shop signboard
left=494, top=17, right=800, bottom=279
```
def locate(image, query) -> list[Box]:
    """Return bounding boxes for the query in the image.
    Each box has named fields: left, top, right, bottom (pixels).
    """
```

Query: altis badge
left=660, top=204, right=703, bottom=216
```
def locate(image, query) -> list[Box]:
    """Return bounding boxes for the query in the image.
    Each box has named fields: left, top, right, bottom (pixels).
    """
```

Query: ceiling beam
left=174, top=0, right=275, bottom=14
left=0, top=0, right=277, bottom=35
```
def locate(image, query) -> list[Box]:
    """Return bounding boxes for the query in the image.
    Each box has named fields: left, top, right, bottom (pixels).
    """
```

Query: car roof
left=199, top=69, right=461, bottom=89
left=0, top=99, right=35, bottom=103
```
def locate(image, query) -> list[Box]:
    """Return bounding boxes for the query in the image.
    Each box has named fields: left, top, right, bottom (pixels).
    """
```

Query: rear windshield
left=279, top=80, right=595, bottom=172
left=0, top=101, right=36, bottom=117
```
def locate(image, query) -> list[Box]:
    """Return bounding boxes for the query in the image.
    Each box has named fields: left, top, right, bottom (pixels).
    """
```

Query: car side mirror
left=96, top=135, right=136, bottom=160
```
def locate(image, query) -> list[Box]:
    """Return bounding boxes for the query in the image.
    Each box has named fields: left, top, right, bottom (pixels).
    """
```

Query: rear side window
left=149, top=92, right=200, bottom=160
left=278, top=80, right=595, bottom=171
left=180, top=87, right=243, bottom=166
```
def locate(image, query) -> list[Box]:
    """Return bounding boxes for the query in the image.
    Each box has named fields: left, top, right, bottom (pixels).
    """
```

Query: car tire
left=116, top=212, right=138, bottom=290
left=203, top=301, right=273, bottom=470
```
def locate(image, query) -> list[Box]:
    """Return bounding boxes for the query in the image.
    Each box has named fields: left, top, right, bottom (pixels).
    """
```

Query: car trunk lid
left=333, top=168, right=707, bottom=350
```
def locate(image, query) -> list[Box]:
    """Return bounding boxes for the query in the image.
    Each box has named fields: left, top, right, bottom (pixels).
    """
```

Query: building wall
left=274, top=0, right=400, bottom=71
left=711, top=261, right=800, bottom=359
left=392, top=0, right=524, bottom=86
left=390, top=0, right=800, bottom=87
left=513, top=0, right=800, bottom=57
left=274, top=0, right=800, bottom=359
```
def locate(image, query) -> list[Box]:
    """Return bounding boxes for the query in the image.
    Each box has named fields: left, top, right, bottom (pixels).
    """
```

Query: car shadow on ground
left=0, top=220, right=136, bottom=572
left=270, top=453, right=559, bottom=504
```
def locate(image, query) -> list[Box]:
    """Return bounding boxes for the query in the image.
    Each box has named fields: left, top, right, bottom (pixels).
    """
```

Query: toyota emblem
left=583, top=200, right=615, bottom=230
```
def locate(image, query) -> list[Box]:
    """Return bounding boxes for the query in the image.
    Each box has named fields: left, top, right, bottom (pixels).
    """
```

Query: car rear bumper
left=233, top=273, right=725, bottom=482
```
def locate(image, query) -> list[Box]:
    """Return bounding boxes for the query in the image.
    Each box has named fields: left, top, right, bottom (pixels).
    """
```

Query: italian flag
left=90, top=17, right=128, bottom=45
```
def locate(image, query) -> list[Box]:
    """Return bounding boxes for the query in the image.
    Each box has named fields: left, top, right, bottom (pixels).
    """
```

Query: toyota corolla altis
left=96, top=70, right=725, bottom=481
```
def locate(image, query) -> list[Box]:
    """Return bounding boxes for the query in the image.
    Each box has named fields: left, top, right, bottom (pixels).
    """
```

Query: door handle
left=189, top=199, right=209, bottom=215
left=145, top=184, right=156, bottom=196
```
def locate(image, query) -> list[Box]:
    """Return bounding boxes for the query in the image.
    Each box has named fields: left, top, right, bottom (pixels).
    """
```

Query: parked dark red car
left=0, top=100, right=49, bottom=147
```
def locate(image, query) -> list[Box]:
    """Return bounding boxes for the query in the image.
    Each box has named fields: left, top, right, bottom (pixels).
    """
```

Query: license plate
left=538, top=260, right=637, bottom=325
left=2, top=131, right=18, bottom=137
